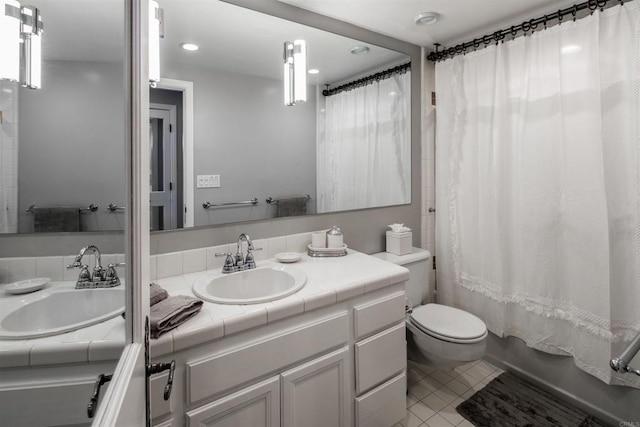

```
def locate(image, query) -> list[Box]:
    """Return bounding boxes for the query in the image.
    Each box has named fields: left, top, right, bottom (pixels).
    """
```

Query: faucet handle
left=78, top=265, right=92, bottom=282
left=215, top=252, right=237, bottom=274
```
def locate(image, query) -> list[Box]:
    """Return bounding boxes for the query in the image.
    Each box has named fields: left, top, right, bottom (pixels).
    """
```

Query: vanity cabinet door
left=185, top=376, right=280, bottom=427
left=281, top=347, right=350, bottom=427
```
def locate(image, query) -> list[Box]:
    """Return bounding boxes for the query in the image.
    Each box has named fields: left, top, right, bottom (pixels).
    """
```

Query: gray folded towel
left=34, top=207, right=80, bottom=232
left=150, top=282, right=169, bottom=306
left=150, top=295, right=203, bottom=339
left=276, top=197, right=308, bottom=218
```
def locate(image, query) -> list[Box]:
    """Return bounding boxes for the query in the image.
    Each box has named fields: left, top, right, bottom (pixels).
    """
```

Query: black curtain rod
left=427, top=0, right=625, bottom=62
left=322, top=62, right=411, bottom=97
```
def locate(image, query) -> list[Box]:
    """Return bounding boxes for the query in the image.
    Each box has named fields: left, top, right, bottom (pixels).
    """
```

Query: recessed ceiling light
left=350, top=45, right=370, bottom=55
left=181, top=43, right=199, bottom=51
left=415, top=12, right=440, bottom=26
left=308, top=69, right=320, bottom=74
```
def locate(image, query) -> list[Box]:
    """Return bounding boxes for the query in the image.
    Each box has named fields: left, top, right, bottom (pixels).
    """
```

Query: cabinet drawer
left=187, top=312, right=348, bottom=403
left=355, top=322, right=406, bottom=395
left=186, top=376, right=280, bottom=427
left=354, top=292, right=405, bottom=340
left=355, top=372, right=406, bottom=427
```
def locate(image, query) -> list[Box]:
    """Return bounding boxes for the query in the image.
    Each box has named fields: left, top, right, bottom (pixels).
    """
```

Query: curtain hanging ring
left=558, top=10, right=563, bottom=23
left=572, top=5, right=578, bottom=21
left=510, top=26, right=517, bottom=40
left=529, top=19, right=538, bottom=31
left=543, top=15, right=548, bottom=29
left=588, top=0, right=598, bottom=14
left=483, top=34, right=492, bottom=45
left=597, top=0, right=607, bottom=10
left=522, top=21, right=531, bottom=34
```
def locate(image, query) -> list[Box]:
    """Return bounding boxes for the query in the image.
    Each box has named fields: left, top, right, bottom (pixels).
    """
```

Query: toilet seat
left=410, top=304, right=487, bottom=344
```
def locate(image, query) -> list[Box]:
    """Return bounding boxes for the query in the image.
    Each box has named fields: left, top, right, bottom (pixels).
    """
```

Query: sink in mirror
left=192, top=264, right=306, bottom=305
left=0, top=286, right=125, bottom=340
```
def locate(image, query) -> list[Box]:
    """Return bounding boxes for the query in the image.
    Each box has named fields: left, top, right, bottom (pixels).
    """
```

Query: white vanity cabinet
left=185, top=347, right=349, bottom=427
left=150, top=284, right=407, bottom=427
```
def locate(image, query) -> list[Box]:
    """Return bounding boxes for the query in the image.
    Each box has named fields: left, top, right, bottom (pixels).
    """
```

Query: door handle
left=87, top=373, right=113, bottom=418
left=147, top=360, right=175, bottom=400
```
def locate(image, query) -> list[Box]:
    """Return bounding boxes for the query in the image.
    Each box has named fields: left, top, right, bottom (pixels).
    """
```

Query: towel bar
left=26, top=203, right=99, bottom=213
left=202, top=198, right=258, bottom=209
left=266, top=194, right=312, bottom=204
left=610, top=330, right=640, bottom=377
left=107, top=203, right=125, bottom=212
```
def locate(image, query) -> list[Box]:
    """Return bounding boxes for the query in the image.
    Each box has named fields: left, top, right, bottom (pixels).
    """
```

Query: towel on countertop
left=276, top=197, right=308, bottom=218
left=33, top=207, right=80, bottom=232
left=150, top=295, right=203, bottom=339
left=150, top=282, right=169, bottom=306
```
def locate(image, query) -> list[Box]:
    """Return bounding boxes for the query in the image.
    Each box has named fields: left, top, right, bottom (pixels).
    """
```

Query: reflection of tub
left=0, top=284, right=124, bottom=339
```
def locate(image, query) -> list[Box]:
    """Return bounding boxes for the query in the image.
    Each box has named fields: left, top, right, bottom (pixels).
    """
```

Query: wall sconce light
left=149, top=0, right=164, bottom=87
left=20, top=5, right=43, bottom=89
left=283, top=39, right=307, bottom=106
left=1, top=0, right=43, bottom=89
left=1, top=0, right=22, bottom=82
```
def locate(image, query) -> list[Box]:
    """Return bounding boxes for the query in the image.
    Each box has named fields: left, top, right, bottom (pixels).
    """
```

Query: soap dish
left=307, top=244, right=348, bottom=258
left=4, top=277, right=50, bottom=295
left=275, top=252, right=302, bottom=263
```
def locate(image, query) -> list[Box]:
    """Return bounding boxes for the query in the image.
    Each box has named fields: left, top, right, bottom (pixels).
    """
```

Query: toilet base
left=407, top=334, right=472, bottom=370
left=406, top=321, right=487, bottom=370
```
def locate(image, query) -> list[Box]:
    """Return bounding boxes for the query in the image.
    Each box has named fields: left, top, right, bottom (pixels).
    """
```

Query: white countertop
left=0, top=249, right=408, bottom=368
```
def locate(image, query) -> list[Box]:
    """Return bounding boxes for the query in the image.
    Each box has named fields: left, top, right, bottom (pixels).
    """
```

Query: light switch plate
left=197, top=175, right=220, bottom=188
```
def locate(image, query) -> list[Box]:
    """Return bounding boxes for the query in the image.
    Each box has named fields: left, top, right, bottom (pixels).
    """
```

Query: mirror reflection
left=1, top=0, right=411, bottom=235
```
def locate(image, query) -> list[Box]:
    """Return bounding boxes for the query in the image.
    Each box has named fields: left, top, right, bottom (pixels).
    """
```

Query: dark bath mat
left=456, top=372, right=610, bottom=427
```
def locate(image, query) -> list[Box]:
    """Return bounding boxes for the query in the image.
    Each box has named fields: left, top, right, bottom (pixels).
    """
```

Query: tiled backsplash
left=150, top=232, right=312, bottom=281
left=0, top=232, right=314, bottom=284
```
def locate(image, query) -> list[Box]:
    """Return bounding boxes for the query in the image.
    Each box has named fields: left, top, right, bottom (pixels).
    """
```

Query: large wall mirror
left=3, top=0, right=411, bottom=235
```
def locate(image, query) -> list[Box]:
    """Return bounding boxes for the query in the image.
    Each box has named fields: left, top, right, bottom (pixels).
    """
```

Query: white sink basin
left=0, top=287, right=124, bottom=339
left=192, top=264, right=306, bottom=304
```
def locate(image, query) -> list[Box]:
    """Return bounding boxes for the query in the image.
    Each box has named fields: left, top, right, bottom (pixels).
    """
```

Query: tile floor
left=394, top=359, right=504, bottom=427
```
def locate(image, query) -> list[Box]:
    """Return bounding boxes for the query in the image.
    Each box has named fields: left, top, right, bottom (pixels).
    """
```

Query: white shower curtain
left=317, top=71, right=411, bottom=213
left=435, top=3, right=640, bottom=387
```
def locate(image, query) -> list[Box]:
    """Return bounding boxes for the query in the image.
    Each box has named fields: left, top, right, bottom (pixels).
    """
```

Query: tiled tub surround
left=1, top=232, right=410, bottom=426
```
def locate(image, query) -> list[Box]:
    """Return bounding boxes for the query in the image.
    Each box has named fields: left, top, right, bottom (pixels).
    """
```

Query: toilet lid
left=410, top=304, right=487, bottom=342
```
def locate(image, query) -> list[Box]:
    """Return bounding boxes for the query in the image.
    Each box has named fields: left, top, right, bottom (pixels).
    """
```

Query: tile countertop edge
left=150, top=251, right=409, bottom=358
left=0, top=250, right=409, bottom=366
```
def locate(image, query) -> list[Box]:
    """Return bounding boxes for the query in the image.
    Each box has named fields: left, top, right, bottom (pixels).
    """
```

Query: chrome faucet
left=214, top=233, right=262, bottom=274
left=67, top=245, right=121, bottom=288
left=235, top=233, right=256, bottom=270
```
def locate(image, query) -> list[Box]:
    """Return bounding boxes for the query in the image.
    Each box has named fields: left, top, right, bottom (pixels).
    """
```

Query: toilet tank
left=372, top=248, right=432, bottom=307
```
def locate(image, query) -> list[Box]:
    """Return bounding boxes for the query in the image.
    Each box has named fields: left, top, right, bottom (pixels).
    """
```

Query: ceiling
left=37, top=0, right=585, bottom=85
left=277, top=0, right=582, bottom=49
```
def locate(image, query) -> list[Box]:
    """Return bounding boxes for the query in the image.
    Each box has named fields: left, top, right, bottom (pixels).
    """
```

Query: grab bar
left=610, top=330, right=640, bottom=377
left=266, top=194, right=311, bottom=204
left=26, top=203, right=98, bottom=213
left=202, top=198, right=258, bottom=209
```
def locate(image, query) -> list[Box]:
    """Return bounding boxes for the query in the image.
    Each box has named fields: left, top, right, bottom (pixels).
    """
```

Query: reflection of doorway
left=151, top=78, right=194, bottom=228
left=150, top=104, right=179, bottom=230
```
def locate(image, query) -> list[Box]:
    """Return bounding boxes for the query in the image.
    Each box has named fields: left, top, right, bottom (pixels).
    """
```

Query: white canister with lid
left=326, top=226, right=344, bottom=248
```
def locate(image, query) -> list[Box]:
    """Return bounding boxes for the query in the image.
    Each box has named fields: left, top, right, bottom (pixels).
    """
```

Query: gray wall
left=17, top=60, right=126, bottom=233
left=161, top=62, right=317, bottom=227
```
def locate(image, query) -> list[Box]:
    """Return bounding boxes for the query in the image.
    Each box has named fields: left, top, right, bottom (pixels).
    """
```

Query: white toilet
left=373, top=248, right=488, bottom=369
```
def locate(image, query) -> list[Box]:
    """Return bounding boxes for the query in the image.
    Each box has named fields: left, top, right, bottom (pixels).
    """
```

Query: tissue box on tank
left=386, top=231, right=412, bottom=255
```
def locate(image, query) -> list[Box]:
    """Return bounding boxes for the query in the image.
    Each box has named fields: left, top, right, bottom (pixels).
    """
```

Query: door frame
left=149, top=104, right=178, bottom=230
left=155, top=78, right=194, bottom=228
left=91, top=0, right=150, bottom=424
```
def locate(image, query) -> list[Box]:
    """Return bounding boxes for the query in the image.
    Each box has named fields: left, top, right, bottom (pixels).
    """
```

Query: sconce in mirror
left=1, top=0, right=43, bottom=89
left=283, top=39, right=306, bottom=106
left=149, top=0, right=163, bottom=87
